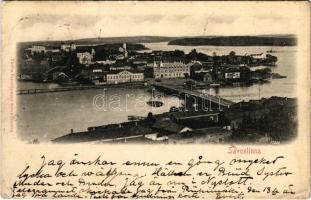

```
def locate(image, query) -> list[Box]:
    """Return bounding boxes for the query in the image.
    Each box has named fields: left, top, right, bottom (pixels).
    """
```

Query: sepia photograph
left=15, top=3, right=298, bottom=145
left=1, top=2, right=310, bottom=199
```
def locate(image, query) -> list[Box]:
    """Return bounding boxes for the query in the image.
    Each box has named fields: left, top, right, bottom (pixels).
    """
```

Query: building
left=151, top=120, right=192, bottom=136
left=77, top=52, right=93, bottom=65
left=109, top=66, right=132, bottom=71
left=153, top=61, right=190, bottom=79
left=95, top=60, right=116, bottom=65
left=168, top=127, right=232, bottom=144
left=202, top=73, right=213, bottom=83
left=26, top=45, right=46, bottom=53
left=26, top=45, right=60, bottom=55
left=52, top=72, right=70, bottom=82
left=132, top=59, right=148, bottom=71
left=225, top=71, right=240, bottom=79
left=220, top=66, right=251, bottom=83
left=81, top=69, right=144, bottom=85
left=91, top=69, right=107, bottom=85
left=123, top=43, right=128, bottom=58
left=61, top=43, right=76, bottom=52
left=170, top=111, right=220, bottom=129
left=117, top=43, right=128, bottom=59
left=70, top=43, right=76, bottom=51
left=61, top=44, right=70, bottom=52
left=106, top=70, right=144, bottom=84
left=91, top=48, right=96, bottom=58
left=80, top=68, right=107, bottom=85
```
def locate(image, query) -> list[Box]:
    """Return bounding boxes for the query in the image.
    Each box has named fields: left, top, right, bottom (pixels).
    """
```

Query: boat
left=271, top=73, right=287, bottom=79
left=128, top=115, right=146, bottom=121
left=266, top=49, right=277, bottom=53
left=146, top=99, right=164, bottom=107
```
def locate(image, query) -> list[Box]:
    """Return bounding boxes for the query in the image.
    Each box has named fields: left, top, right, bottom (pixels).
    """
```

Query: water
left=143, top=42, right=297, bottom=102
left=17, top=42, right=296, bottom=141
left=17, top=86, right=181, bottom=141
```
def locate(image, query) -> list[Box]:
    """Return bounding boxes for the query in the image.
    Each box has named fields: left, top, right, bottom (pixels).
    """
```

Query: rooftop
left=170, top=110, right=219, bottom=120
left=152, top=120, right=187, bottom=134
left=53, top=121, right=154, bottom=143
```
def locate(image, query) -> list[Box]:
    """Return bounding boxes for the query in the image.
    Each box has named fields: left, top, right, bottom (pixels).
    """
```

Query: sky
left=5, top=1, right=304, bottom=42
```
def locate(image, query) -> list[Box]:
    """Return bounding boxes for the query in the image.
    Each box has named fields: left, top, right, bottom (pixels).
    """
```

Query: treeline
left=76, top=43, right=146, bottom=60
left=168, top=36, right=297, bottom=46
left=18, top=36, right=176, bottom=47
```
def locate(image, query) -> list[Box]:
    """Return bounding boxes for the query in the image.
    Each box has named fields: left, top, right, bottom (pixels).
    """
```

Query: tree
left=186, top=49, right=198, bottom=61
left=145, top=112, right=156, bottom=126
left=229, top=51, right=236, bottom=57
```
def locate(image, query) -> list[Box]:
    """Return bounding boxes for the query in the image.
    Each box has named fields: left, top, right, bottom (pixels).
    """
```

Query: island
left=168, top=35, right=297, bottom=46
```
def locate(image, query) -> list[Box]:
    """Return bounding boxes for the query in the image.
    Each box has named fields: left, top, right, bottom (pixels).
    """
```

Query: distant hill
left=168, top=35, right=297, bottom=46
left=74, top=36, right=177, bottom=44
left=19, top=36, right=178, bottom=47
left=19, top=35, right=297, bottom=47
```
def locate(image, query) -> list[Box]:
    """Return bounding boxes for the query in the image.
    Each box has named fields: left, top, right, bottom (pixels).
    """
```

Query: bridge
left=17, top=82, right=146, bottom=95
left=152, top=83, right=234, bottom=110
left=17, top=86, right=104, bottom=95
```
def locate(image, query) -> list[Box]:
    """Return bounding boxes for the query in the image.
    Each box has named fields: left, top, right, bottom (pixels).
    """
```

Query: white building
left=27, top=45, right=55, bottom=54
left=117, top=43, right=128, bottom=59
left=224, top=72, right=240, bottom=79
left=61, top=44, right=70, bottom=52
left=77, top=52, right=93, bottom=65
left=106, top=70, right=144, bottom=84
left=26, top=45, right=60, bottom=54
left=27, top=45, right=46, bottom=53
left=95, top=60, right=116, bottom=65
left=61, top=44, right=76, bottom=52
left=109, top=66, right=131, bottom=71
left=153, top=61, right=190, bottom=79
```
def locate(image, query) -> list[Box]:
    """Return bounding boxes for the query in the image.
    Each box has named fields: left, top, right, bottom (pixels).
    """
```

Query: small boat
left=146, top=100, right=164, bottom=107
left=128, top=115, right=146, bottom=121
left=266, top=49, right=277, bottom=53
left=271, top=73, right=287, bottom=79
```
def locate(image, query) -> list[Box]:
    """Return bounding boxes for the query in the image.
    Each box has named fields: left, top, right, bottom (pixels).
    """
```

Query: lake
left=16, top=42, right=297, bottom=141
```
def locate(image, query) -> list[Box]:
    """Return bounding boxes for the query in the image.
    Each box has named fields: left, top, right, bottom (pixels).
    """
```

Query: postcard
left=1, top=1, right=310, bottom=199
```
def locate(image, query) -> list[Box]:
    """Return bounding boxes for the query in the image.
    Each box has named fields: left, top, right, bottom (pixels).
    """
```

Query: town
left=17, top=41, right=296, bottom=144
left=18, top=42, right=282, bottom=87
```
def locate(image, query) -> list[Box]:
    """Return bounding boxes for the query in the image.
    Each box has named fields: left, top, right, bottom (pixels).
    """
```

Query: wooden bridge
left=17, top=86, right=106, bottom=95
left=152, top=83, right=234, bottom=109
left=17, top=82, right=146, bottom=95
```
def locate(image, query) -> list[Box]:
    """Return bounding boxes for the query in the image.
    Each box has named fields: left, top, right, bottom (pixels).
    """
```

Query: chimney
left=70, top=129, right=73, bottom=134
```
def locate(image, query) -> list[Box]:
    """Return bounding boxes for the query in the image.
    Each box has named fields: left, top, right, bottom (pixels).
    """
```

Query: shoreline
left=17, top=81, right=147, bottom=95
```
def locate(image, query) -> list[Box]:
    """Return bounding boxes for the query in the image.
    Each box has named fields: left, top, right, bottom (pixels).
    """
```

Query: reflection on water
left=17, top=43, right=296, bottom=141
